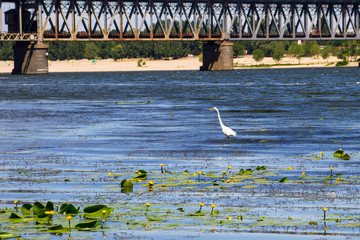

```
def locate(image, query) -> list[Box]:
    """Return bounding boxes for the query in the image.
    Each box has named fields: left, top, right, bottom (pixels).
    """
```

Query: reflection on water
left=0, top=67, right=360, bottom=239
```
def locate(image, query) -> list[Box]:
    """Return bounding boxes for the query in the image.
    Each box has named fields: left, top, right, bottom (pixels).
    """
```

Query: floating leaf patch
left=75, top=220, right=99, bottom=230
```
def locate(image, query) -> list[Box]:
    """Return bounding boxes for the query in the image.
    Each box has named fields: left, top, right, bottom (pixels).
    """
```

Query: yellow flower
left=102, top=209, right=107, bottom=214
left=302, top=171, right=305, bottom=176
left=14, top=200, right=18, bottom=204
left=222, top=170, right=227, bottom=174
left=320, top=152, right=323, bottom=156
left=198, top=171, right=202, bottom=175
left=226, top=179, right=230, bottom=184
left=160, top=164, right=164, bottom=167
left=227, top=166, right=231, bottom=169
left=146, top=203, right=151, bottom=207
left=66, top=215, right=72, bottom=220
left=323, top=207, right=327, bottom=212
left=45, top=210, right=55, bottom=215
left=108, top=172, right=112, bottom=176
left=211, top=204, right=216, bottom=208
left=193, top=173, right=197, bottom=176
left=288, top=166, right=293, bottom=170
left=330, top=167, right=334, bottom=170
left=200, top=202, right=204, bottom=207
left=227, top=216, right=232, bottom=220
left=149, top=180, right=154, bottom=185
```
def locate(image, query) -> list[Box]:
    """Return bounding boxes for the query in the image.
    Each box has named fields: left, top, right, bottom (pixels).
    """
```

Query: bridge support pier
left=200, top=41, right=233, bottom=71
left=12, top=42, right=49, bottom=75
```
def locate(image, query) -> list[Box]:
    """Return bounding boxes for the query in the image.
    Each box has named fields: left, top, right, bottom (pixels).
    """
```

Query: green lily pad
left=189, top=211, right=205, bottom=216
left=33, top=201, right=45, bottom=215
left=0, top=232, right=21, bottom=238
left=244, top=169, right=253, bottom=175
left=45, top=202, right=54, bottom=211
left=75, top=220, right=99, bottom=230
left=256, top=166, right=267, bottom=171
left=333, top=150, right=350, bottom=160
left=48, top=225, right=64, bottom=231
left=121, top=179, right=133, bottom=193
left=279, top=177, right=288, bottom=183
left=60, top=203, right=79, bottom=215
left=83, top=205, right=113, bottom=219
left=9, top=213, right=22, bottom=219
left=21, top=203, right=33, bottom=215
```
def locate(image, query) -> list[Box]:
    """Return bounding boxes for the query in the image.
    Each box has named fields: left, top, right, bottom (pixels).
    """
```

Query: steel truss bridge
left=0, top=0, right=360, bottom=42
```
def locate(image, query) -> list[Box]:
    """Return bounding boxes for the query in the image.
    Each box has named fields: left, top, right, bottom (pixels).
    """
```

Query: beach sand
left=0, top=55, right=357, bottom=73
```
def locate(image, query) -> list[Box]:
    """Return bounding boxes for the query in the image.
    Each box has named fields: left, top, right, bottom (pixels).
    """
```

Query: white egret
left=209, top=107, right=237, bottom=139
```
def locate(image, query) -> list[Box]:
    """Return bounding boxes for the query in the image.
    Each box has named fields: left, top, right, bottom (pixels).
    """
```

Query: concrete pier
left=200, top=41, right=233, bottom=71
left=12, top=42, right=49, bottom=75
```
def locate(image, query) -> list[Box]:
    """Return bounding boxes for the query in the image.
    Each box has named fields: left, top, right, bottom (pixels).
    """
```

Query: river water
left=1, top=67, right=360, bottom=239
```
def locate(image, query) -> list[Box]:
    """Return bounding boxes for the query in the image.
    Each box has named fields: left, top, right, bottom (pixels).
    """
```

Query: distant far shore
left=0, top=55, right=358, bottom=74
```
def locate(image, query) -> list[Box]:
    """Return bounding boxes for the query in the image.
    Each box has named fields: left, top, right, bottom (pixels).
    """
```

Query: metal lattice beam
left=1, top=0, right=360, bottom=41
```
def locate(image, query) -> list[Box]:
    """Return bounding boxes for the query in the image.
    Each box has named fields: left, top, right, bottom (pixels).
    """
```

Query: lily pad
left=21, top=203, right=33, bottom=215
left=9, top=213, right=22, bottom=219
left=0, top=232, right=21, bottom=238
left=48, top=225, right=64, bottom=231
left=279, top=177, right=288, bottom=183
left=60, top=203, right=79, bottom=215
left=333, top=150, right=350, bottom=160
left=121, top=179, right=133, bottom=193
left=33, top=201, right=45, bottom=215
left=75, top=220, right=99, bottom=230
left=83, top=205, right=113, bottom=219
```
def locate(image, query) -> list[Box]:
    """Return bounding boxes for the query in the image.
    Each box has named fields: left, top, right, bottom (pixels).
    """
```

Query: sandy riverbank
left=0, top=55, right=357, bottom=73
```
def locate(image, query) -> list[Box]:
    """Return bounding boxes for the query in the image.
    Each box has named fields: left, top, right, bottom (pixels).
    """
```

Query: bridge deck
left=1, top=0, right=359, bottom=41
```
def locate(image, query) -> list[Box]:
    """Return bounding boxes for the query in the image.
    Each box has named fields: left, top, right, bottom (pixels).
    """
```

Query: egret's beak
left=208, top=108, right=214, bottom=110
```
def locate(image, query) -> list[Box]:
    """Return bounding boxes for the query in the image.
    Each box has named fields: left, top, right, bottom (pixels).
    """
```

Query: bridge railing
left=1, top=0, right=359, bottom=41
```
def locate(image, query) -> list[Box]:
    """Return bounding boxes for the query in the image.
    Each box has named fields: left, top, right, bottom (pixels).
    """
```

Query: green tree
left=0, top=42, right=14, bottom=60
left=349, top=41, right=358, bottom=62
left=111, top=44, right=124, bottom=60
left=272, top=48, right=283, bottom=64
left=253, top=49, right=264, bottom=64
left=233, top=42, right=245, bottom=57
left=84, top=42, right=99, bottom=59
left=303, top=41, right=320, bottom=57
left=287, top=41, right=305, bottom=63
left=321, top=45, right=332, bottom=63
left=271, top=42, right=285, bottom=64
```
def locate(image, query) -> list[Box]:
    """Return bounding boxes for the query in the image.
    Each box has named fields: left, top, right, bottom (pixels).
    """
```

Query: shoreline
left=0, top=55, right=357, bottom=73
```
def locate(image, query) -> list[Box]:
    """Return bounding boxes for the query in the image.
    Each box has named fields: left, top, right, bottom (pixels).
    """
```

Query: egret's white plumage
left=209, top=107, right=237, bottom=139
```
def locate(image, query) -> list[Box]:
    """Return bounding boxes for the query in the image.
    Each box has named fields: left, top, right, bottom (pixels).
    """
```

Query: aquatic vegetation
left=66, top=215, right=72, bottom=229
left=323, top=207, right=327, bottom=221
left=333, top=149, right=350, bottom=160
left=0, top=162, right=359, bottom=238
left=120, top=179, right=133, bottom=193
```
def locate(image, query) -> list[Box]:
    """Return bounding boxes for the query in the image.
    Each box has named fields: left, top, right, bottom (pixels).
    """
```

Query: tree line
left=0, top=40, right=359, bottom=65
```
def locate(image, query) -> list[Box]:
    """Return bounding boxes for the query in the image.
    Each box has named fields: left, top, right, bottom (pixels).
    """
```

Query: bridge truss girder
left=0, top=0, right=360, bottom=41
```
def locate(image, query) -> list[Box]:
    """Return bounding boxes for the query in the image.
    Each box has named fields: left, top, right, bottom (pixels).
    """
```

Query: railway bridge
left=1, top=0, right=359, bottom=74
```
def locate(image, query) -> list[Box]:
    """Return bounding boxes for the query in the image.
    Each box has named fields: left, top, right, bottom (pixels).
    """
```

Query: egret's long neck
left=215, top=109, right=224, bottom=127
